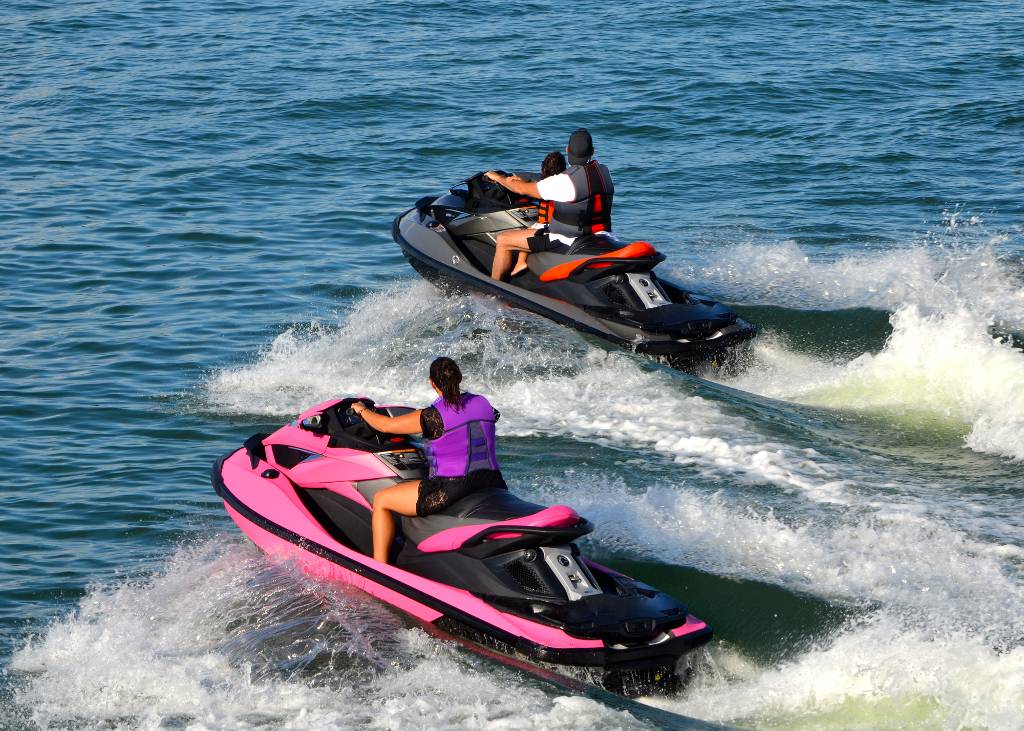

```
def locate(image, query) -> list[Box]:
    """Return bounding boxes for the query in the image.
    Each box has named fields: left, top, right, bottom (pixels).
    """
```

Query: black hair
left=429, top=356, right=463, bottom=410
left=541, top=150, right=566, bottom=179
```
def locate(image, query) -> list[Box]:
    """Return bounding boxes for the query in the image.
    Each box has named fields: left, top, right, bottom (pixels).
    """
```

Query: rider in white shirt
left=484, top=128, right=615, bottom=281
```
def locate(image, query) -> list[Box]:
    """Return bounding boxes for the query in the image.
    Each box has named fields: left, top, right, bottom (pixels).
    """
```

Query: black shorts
left=526, top=227, right=571, bottom=254
left=416, top=470, right=508, bottom=516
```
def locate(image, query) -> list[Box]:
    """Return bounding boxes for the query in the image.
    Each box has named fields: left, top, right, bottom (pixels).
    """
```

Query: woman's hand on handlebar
left=350, top=400, right=375, bottom=423
left=356, top=403, right=424, bottom=436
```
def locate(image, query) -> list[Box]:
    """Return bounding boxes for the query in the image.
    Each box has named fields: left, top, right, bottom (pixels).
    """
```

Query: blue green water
left=2, top=2, right=1023, bottom=728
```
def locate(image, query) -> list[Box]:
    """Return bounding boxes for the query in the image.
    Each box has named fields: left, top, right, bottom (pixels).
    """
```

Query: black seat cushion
left=566, top=234, right=623, bottom=255
left=401, top=488, right=547, bottom=546
left=447, top=488, right=546, bottom=520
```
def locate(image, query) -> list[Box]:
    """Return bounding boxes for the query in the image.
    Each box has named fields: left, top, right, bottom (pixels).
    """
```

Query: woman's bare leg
left=372, top=480, right=420, bottom=564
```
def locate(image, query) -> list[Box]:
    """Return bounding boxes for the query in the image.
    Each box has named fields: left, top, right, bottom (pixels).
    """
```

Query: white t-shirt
left=535, top=173, right=612, bottom=244
left=535, top=173, right=577, bottom=203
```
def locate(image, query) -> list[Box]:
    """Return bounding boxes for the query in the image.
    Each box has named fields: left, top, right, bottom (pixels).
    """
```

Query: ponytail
left=429, top=357, right=463, bottom=410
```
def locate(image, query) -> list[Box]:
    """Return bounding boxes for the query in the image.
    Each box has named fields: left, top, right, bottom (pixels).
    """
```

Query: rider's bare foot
left=510, top=262, right=528, bottom=277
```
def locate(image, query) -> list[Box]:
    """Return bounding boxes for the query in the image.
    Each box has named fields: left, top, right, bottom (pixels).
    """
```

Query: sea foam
left=8, top=540, right=654, bottom=731
left=202, top=281, right=858, bottom=504
left=541, top=472, right=1024, bottom=729
left=682, top=237, right=1024, bottom=461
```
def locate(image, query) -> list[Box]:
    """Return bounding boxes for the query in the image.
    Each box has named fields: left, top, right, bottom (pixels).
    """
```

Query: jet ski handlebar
left=299, top=397, right=378, bottom=433
left=338, top=397, right=378, bottom=427
left=459, top=171, right=532, bottom=211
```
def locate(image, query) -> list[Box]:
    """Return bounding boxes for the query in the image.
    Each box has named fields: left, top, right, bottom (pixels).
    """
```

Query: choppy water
left=2, top=1, right=1023, bottom=729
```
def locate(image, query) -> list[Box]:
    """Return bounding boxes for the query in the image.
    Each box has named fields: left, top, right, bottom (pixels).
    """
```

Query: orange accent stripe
left=539, top=241, right=658, bottom=282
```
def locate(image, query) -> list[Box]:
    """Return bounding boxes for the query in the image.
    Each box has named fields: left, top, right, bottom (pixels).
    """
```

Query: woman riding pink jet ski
left=351, top=357, right=505, bottom=564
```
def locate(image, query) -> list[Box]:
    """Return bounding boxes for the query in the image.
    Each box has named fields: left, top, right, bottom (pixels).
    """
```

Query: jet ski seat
left=538, top=241, right=660, bottom=283
left=566, top=234, right=623, bottom=256
left=352, top=480, right=583, bottom=553
left=401, top=487, right=568, bottom=547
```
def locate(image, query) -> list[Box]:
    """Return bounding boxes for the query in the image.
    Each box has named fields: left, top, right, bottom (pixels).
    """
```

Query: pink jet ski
left=212, top=396, right=712, bottom=695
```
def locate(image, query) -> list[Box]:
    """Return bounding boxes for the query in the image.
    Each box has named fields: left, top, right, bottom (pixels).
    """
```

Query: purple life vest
left=424, top=393, right=500, bottom=479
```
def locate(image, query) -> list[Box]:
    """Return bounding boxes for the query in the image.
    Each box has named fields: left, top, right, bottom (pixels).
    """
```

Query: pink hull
left=226, top=503, right=443, bottom=623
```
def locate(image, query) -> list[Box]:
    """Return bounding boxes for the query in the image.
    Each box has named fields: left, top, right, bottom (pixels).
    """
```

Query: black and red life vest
left=539, top=160, right=614, bottom=240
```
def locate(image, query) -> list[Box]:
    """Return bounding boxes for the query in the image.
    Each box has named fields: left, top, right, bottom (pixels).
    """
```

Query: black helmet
left=567, top=128, right=594, bottom=165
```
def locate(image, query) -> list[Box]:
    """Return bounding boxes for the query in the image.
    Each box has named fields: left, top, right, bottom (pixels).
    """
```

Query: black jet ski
left=213, top=396, right=713, bottom=696
left=392, top=172, right=756, bottom=372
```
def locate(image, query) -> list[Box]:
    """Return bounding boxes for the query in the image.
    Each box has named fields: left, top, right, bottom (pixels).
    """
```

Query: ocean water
left=2, top=1, right=1023, bottom=729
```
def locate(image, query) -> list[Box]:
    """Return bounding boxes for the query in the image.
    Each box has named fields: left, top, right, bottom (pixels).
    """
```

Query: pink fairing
left=416, top=505, right=580, bottom=553
left=226, top=503, right=444, bottom=623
